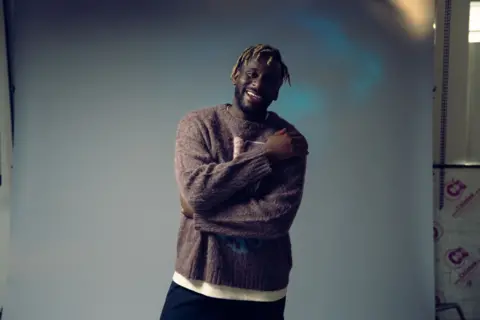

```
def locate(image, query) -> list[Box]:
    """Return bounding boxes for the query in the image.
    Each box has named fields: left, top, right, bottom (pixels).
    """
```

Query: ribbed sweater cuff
left=243, top=145, right=273, bottom=180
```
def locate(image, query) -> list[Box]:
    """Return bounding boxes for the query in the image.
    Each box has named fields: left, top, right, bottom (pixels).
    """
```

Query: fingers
left=291, top=137, right=309, bottom=156
left=292, top=136, right=308, bottom=148
left=294, top=148, right=309, bottom=157
left=270, top=129, right=309, bottom=160
left=182, top=210, right=193, bottom=219
left=180, top=195, right=194, bottom=217
left=290, top=132, right=307, bottom=141
left=274, top=128, right=287, bottom=135
left=286, top=130, right=307, bottom=143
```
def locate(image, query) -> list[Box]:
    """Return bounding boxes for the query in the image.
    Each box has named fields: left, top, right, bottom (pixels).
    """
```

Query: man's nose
left=251, top=77, right=264, bottom=90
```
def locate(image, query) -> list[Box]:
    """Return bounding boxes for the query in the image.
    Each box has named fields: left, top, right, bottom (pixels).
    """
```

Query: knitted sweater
left=174, top=104, right=307, bottom=291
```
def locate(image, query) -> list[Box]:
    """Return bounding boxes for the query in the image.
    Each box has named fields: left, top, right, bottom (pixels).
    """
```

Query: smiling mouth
left=246, top=89, right=262, bottom=103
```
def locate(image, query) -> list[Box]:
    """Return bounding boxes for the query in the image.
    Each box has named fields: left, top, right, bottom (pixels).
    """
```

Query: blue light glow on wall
left=274, top=85, right=324, bottom=123
left=274, top=11, right=384, bottom=124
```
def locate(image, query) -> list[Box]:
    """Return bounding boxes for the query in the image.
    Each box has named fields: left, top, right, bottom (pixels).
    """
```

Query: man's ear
left=231, top=71, right=240, bottom=84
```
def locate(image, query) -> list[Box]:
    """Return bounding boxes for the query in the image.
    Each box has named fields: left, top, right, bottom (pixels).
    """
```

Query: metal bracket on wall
left=433, top=164, right=480, bottom=169
left=438, top=0, right=452, bottom=210
left=0, top=132, right=2, bottom=187
left=2, top=0, right=15, bottom=145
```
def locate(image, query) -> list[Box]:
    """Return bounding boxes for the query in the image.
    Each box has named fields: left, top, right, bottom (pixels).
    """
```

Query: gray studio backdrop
left=4, top=0, right=433, bottom=319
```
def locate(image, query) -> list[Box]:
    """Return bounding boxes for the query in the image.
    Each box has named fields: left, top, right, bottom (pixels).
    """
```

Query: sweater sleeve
left=175, top=113, right=273, bottom=212
left=193, top=156, right=307, bottom=239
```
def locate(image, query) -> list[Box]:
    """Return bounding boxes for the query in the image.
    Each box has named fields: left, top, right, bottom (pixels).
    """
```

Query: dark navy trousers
left=159, top=281, right=286, bottom=320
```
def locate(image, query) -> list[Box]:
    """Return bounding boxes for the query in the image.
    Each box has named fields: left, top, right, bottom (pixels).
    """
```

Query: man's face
left=233, top=56, right=283, bottom=116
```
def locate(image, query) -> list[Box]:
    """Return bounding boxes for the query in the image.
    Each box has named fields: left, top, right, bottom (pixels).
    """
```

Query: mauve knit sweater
left=174, top=104, right=307, bottom=291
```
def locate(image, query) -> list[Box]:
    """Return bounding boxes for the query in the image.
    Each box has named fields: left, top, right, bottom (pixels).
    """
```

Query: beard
left=233, top=86, right=268, bottom=115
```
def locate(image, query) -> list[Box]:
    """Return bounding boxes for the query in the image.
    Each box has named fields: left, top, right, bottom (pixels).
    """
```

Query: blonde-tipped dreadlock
left=230, top=44, right=291, bottom=86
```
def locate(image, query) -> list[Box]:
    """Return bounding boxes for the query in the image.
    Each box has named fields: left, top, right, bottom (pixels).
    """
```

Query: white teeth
left=247, top=91, right=260, bottom=99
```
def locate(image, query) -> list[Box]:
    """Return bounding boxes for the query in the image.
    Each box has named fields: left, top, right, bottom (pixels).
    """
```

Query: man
left=160, top=44, right=308, bottom=320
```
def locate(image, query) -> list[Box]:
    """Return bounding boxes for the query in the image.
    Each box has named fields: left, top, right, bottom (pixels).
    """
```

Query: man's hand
left=265, top=128, right=309, bottom=162
left=180, top=195, right=194, bottom=218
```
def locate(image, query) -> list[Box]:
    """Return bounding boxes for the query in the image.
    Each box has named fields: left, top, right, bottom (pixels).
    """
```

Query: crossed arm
left=175, top=115, right=307, bottom=239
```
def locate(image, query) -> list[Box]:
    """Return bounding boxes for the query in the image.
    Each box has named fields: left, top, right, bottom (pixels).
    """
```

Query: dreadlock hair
left=230, top=44, right=291, bottom=86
